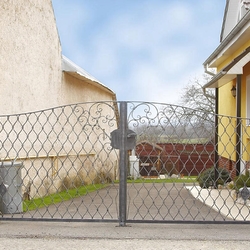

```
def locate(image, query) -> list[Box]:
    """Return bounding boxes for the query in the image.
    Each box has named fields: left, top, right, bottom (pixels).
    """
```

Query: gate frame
left=119, top=102, right=128, bottom=226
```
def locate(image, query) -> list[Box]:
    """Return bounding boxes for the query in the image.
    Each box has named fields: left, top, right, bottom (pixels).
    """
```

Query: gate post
left=119, top=102, right=128, bottom=226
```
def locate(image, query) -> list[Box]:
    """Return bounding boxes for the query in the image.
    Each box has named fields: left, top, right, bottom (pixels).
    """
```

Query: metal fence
left=1, top=101, right=250, bottom=225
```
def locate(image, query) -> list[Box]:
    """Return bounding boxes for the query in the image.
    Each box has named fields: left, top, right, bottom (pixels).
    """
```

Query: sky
left=52, top=0, right=226, bottom=104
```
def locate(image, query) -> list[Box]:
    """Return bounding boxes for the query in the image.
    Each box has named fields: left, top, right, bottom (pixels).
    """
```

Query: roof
left=220, top=0, right=239, bottom=42
left=136, top=141, right=163, bottom=151
left=62, top=55, right=116, bottom=98
left=203, top=46, right=250, bottom=88
left=203, top=11, right=250, bottom=68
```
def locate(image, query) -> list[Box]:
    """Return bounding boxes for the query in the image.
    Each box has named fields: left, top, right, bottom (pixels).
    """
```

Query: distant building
left=136, top=141, right=214, bottom=177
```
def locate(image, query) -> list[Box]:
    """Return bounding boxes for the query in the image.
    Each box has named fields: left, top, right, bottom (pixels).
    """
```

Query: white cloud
left=108, top=1, right=193, bottom=52
left=52, top=0, right=225, bottom=104
left=52, top=0, right=91, bottom=57
left=118, top=59, right=203, bottom=104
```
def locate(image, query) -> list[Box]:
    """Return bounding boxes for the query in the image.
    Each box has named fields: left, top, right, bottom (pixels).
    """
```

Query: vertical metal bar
left=214, top=88, right=219, bottom=188
left=119, top=102, right=128, bottom=226
left=236, top=74, right=242, bottom=176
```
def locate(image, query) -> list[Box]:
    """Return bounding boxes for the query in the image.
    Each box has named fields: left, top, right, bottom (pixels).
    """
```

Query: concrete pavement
left=187, top=186, right=250, bottom=221
left=0, top=221, right=250, bottom=250
left=1, top=184, right=250, bottom=249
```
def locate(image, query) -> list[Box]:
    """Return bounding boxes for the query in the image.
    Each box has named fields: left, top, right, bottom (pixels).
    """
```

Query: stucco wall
left=0, top=1, right=119, bottom=199
left=241, top=62, right=250, bottom=162
left=0, top=0, right=62, bottom=115
left=217, top=58, right=250, bottom=162
left=60, top=73, right=114, bottom=104
left=0, top=0, right=116, bottom=114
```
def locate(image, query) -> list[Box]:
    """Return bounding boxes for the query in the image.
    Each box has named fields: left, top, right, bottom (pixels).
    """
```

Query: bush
left=233, top=171, right=250, bottom=191
left=197, top=167, right=231, bottom=189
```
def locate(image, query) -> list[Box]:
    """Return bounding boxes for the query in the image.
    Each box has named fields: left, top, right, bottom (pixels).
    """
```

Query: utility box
left=0, top=161, right=23, bottom=214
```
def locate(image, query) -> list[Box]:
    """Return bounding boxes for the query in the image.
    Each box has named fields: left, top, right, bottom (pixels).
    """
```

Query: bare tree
left=174, top=74, right=216, bottom=141
left=129, top=75, right=216, bottom=144
left=179, top=74, right=215, bottom=114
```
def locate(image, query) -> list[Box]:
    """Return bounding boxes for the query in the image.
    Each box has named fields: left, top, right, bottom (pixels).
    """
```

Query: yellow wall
left=242, top=62, right=250, bottom=117
left=216, top=44, right=250, bottom=162
left=218, top=116, right=236, bottom=161
left=207, top=9, right=250, bottom=165
left=217, top=42, right=250, bottom=71
left=217, top=60, right=250, bottom=162
left=217, top=79, right=236, bottom=160
left=218, top=81, right=236, bottom=117
left=241, top=62, right=250, bottom=162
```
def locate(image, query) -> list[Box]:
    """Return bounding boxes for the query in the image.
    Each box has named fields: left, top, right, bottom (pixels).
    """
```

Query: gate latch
left=110, top=129, right=136, bottom=150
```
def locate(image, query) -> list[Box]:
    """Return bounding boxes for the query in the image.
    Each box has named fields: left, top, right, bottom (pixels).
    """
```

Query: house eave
left=203, top=11, right=250, bottom=68
left=203, top=72, right=236, bottom=88
left=203, top=46, right=250, bottom=88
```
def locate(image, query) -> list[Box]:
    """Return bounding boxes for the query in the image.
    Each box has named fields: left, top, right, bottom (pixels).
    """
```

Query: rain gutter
left=203, top=46, right=250, bottom=89
left=203, top=11, right=250, bottom=75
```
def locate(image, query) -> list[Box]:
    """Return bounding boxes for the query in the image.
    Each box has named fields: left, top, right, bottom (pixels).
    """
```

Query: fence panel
left=0, top=102, right=119, bottom=221
left=1, top=101, right=250, bottom=223
left=126, top=102, right=250, bottom=223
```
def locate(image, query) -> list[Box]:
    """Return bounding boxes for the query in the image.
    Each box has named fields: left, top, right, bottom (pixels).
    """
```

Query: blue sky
left=52, top=0, right=226, bottom=104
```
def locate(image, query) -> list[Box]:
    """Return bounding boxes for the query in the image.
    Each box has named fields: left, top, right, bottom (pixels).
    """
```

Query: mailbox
left=111, top=129, right=136, bottom=150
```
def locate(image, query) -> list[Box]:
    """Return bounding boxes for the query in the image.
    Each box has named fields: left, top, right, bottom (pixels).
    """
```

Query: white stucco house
left=0, top=0, right=118, bottom=199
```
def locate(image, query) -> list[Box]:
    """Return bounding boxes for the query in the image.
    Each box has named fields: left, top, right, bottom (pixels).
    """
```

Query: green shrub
left=197, top=167, right=231, bottom=189
left=233, top=171, right=250, bottom=191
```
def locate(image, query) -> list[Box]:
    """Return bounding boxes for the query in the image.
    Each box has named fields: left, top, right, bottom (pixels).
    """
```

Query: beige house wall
left=0, top=0, right=119, bottom=199
left=60, top=73, right=114, bottom=103
left=0, top=0, right=62, bottom=115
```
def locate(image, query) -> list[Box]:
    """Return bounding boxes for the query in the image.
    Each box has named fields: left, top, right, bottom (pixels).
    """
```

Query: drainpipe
left=236, top=75, right=242, bottom=176
left=214, top=88, right=219, bottom=188
left=203, top=65, right=216, bottom=100
left=204, top=65, right=216, bottom=77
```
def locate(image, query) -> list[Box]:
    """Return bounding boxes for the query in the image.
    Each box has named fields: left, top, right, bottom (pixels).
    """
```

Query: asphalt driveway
left=9, top=182, right=230, bottom=222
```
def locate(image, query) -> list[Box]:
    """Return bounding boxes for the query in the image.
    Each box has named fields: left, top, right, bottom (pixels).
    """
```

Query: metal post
left=119, top=102, right=128, bottom=226
left=236, top=74, right=242, bottom=176
left=214, top=88, right=219, bottom=188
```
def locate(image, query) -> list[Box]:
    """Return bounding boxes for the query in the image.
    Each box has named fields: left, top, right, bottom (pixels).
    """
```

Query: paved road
left=0, top=184, right=250, bottom=250
left=126, top=183, right=228, bottom=221
left=1, top=183, right=249, bottom=249
left=0, top=221, right=249, bottom=250
left=2, top=183, right=229, bottom=222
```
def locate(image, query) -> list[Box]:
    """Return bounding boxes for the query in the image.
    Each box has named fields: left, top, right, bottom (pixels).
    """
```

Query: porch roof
left=203, top=46, right=250, bottom=89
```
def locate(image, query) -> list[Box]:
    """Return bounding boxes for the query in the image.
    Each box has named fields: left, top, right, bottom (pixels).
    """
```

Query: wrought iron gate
left=1, top=101, right=250, bottom=224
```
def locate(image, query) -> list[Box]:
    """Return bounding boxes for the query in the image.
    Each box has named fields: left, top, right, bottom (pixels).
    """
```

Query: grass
left=127, top=177, right=197, bottom=184
left=23, top=183, right=108, bottom=212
